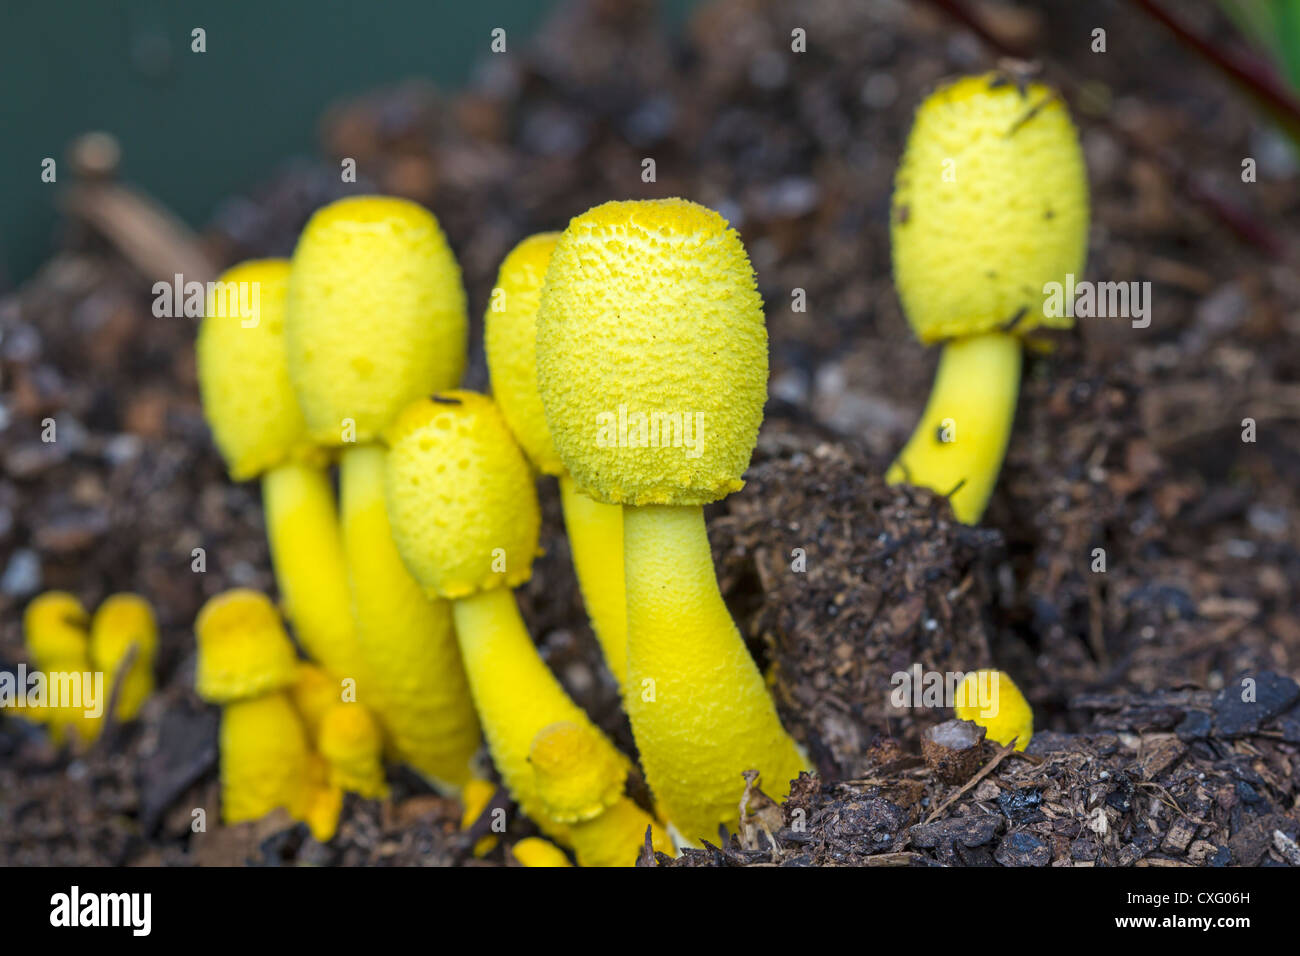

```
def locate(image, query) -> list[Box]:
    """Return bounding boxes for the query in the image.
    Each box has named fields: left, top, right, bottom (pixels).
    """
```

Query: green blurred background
left=0, top=0, right=696, bottom=288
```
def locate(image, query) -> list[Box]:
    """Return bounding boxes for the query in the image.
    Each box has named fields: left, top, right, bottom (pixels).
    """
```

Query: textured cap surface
left=195, top=589, right=299, bottom=703
left=383, top=391, right=540, bottom=599
left=529, top=721, right=626, bottom=823
left=286, top=196, right=467, bottom=445
left=891, top=73, right=1089, bottom=344
left=484, top=232, right=564, bottom=474
left=197, top=259, right=315, bottom=480
left=536, top=199, right=767, bottom=506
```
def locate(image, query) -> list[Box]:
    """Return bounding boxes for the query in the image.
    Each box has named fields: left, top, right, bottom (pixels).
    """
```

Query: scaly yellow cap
left=196, top=259, right=317, bottom=480
left=23, top=591, right=90, bottom=669
left=954, top=668, right=1034, bottom=751
left=891, top=73, right=1089, bottom=344
left=194, top=589, right=299, bottom=704
left=529, top=721, right=626, bottom=824
left=286, top=196, right=467, bottom=445
left=484, top=232, right=564, bottom=475
left=89, top=593, right=157, bottom=721
left=536, top=199, right=767, bottom=506
left=383, top=391, right=540, bottom=599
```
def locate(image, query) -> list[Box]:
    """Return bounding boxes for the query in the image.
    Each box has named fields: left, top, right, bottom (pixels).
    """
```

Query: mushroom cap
left=536, top=199, right=767, bottom=506
left=383, top=391, right=540, bottom=600
left=23, top=591, right=90, bottom=669
left=286, top=196, right=468, bottom=446
left=194, top=589, right=299, bottom=704
left=891, top=73, right=1089, bottom=345
left=484, top=232, right=564, bottom=475
left=954, top=668, right=1034, bottom=751
left=196, top=259, right=317, bottom=481
left=89, top=593, right=158, bottom=671
left=529, top=721, right=626, bottom=824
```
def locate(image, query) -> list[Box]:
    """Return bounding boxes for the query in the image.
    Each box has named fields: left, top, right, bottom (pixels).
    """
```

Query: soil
left=1, top=0, right=1298, bottom=867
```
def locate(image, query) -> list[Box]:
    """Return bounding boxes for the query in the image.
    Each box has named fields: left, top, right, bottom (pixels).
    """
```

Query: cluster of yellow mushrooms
left=16, top=72, right=1078, bottom=863
left=18, top=591, right=157, bottom=749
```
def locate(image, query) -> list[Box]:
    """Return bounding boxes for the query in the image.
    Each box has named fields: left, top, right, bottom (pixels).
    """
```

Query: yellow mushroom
left=886, top=73, right=1089, bottom=523
left=318, top=701, right=389, bottom=800
left=21, top=591, right=101, bottom=748
left=530, top=721, right=670, bottom=867
left=289, top=662, right=341, bottom=746
left=511, top=837, right=572, bottom=867
left=535, top=198, right=807, bottom=846
left=954, top=669, right=1034, bottom=751
left=485, top=233, right=628, bottom=690
left=89, top=593, right=157, bottom=722
left=194, top=589, right=335, bottom=836
left=383, top=391, right=630, bottom=843
left=285, top=197, right=480, bottom=793
left=196, top=259, right=365, bottom=688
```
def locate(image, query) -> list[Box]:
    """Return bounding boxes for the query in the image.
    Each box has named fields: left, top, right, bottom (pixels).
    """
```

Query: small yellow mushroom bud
left=195, top=589, right=298, bottom=703
left=195, top=590, right=315, bottom=830
left=954, top=669, right=1034, bottom=751
left=22, top=591, right=100, bottom=748
left=89, top=593, right=157, bottom=722
left=318, top=701, right=389, bottom=800
left=530, top=721, right=670, bottom=867
left=511, top=837, right=572, bottom=867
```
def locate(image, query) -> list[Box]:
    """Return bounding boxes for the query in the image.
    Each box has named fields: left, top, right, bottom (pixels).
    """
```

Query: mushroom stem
left=450, top=586, right=625, bottom=841
left=338, top=444, right=480, bottom=792
left=218, top=691, right=314, bottom=826
left=558, top=472, right=627, bottom=690
left=260, top=461, right=364, bottom=683
left=885, top=331, right=1022, bottom=524
left=622, top=504, right=807, bottom=845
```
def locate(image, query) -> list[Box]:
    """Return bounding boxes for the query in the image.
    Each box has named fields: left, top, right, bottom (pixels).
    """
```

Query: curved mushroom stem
left=622, top=504, right=807, bottom=846
left=451, top=586, right=627, bottom=843
left=338, top=444, right=480, bottom=793
left=261, top=461, right=365, bottom=682
left=558, top=472, right=627, bottom=691
left=885, top=331, right=1022, bottom=525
